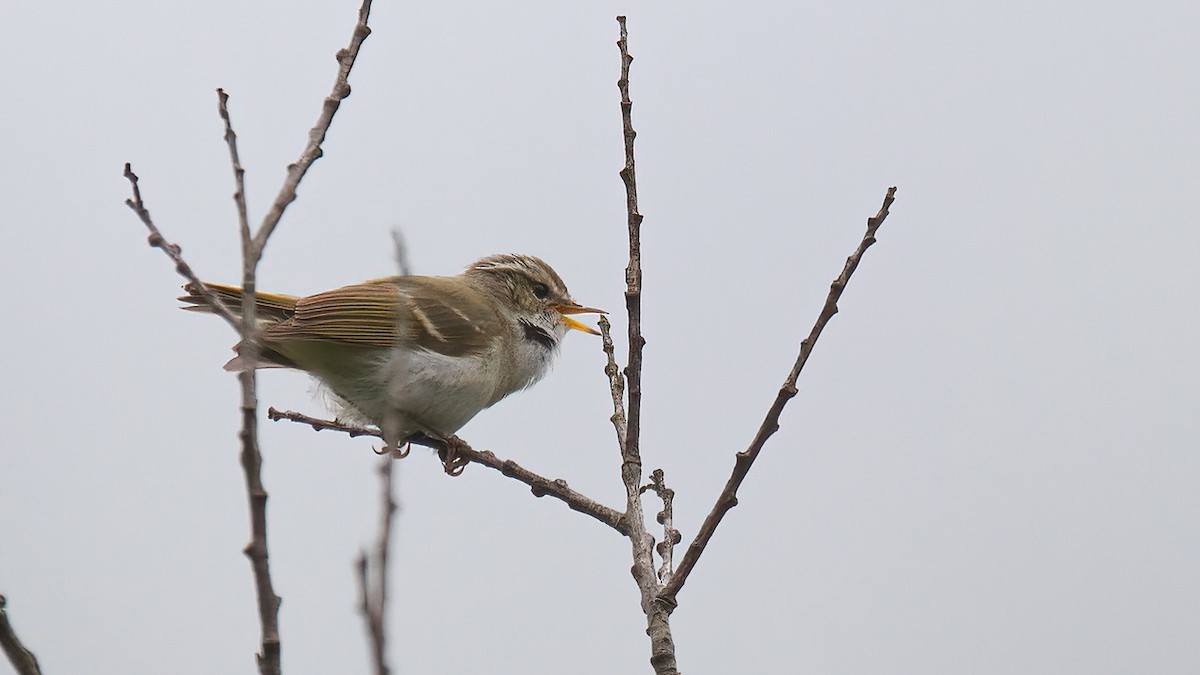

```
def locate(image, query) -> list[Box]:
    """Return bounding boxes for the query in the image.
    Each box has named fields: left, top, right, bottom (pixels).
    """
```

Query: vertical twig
left=613, top=16, right=679, bottom=675
left=218, top=89, right=283, bottom=675
left=617, top=16, right=645, bottom=469
left=390, top=228, right=412, bottom=276
left=640, top=470, right=679, bottom=584
left=599, top=316, right=628, bottom=451
left=357, top=459, right=396, bottom=675
left=0, top=595, right=42, bottom=675
left=660, top=187, right=898, bottom=604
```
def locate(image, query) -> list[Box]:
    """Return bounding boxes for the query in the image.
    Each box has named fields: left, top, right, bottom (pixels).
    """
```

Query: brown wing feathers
left=181, top=277, right=500, bottom=358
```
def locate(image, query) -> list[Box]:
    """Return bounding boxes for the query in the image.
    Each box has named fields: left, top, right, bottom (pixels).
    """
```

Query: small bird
left=181, top=253, right=604, bottom=472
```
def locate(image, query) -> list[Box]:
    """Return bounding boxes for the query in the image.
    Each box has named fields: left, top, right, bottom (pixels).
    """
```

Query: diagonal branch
left=252, top=0, right=373, bottom=257
left=0, top=595, right=42, bottom=675
left=660, top=186, right=898, bottom=604
left=266, top=408, right=628, bottom=532
left=122, top=165, right=239, bottom=329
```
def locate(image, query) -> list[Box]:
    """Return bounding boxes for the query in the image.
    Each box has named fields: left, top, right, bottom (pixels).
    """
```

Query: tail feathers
left=179, top=282, right=299, bottom=323
left=181, top=282, right=302, bottom=371
left=223, top=353, right=291, bottom=372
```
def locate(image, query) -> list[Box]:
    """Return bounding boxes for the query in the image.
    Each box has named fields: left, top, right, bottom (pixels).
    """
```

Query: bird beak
left=555, top=303, right=606, bottom=335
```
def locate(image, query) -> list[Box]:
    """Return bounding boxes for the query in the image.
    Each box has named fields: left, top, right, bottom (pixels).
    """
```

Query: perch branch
left=267, top=408, right=627, bottom=532
left=660, top=186, right=898, bottom=604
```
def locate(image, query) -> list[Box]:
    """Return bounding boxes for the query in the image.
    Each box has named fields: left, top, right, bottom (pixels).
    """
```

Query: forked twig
left=124, top=2, right=374, bottom=672
left=613, top=17, right=679, bottom=675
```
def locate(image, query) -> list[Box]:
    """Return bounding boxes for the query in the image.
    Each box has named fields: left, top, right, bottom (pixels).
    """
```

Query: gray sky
left=3, top=1, right=1198, bottom=673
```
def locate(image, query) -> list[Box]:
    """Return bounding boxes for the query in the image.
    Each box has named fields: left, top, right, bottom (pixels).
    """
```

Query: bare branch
left=122, top=164, right=240, bottom=328
left=617, top=16, right=646, bottom=469
left=390, top=228, right=412, bottom=276
left=238, top=369, right=280, bottom=675
left=613, top=17, right=679, bottom=675
left=268, top=408, right=385, bottom=438
left=661, top=186, right=899, bottom=604
left=267, top=408, right=628, bottom=532
left=212, top=88, right=284, bottom=675
left=598, top=316, right=628, bottom=451
left=0, top=595, right=41, bottom=675
left=252, top=0, right=374, bottom=256
left=217, top=89, right=252, bottom=255
left=640, top=470, right=680, bottom=585
left=357, top=458, right=396, bottom=675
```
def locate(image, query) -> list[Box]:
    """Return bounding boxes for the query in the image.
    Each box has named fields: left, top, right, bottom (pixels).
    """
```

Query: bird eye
left=531, top=283, right=550, bottom=300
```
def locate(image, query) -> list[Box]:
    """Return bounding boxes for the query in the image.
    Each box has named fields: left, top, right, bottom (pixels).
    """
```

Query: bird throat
left=519, top=319, right=557, bottom=350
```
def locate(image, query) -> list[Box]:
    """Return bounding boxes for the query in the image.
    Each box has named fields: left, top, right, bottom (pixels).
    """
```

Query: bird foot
left=437, top=435, right=471, bottom=476
left=374, top=441, right=410, bottom=459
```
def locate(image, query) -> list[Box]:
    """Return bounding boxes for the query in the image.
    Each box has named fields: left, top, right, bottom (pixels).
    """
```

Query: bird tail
left=178, top=282, right=299, bottom=323
left=179, top=282, right=301, bottom=371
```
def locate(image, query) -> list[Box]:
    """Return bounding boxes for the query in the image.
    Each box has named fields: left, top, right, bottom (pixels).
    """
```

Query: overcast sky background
left=2, top=1, right=1198, bottom=673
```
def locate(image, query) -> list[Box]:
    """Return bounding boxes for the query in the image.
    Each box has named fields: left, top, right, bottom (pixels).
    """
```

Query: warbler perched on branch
left=182, top=254, right=604, bottom=472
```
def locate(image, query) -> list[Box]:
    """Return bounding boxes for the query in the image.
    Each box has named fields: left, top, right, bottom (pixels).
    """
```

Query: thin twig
left=614, top=17, right=679, bottom=675
left=598, top=316, right=628, bottom=451
left=252, top=0, right=373, bottom=257
left=0, top=595, right=42, bottom=675
left=640, top=470, right=679, bottom=584
left=391, top=228, right=411, bottom=276
left=660, top=186, right=899, bottom=604
left=238, top=365, right=279, bottom=675
left=617, top=17, right=645, bottom=470
left=216, top=91, right=283, bottom=675
left=122, top=164, right=239, bottom=329
left=357, top=458, right=396, bottom=675
left=217, top=89, right=252, bottom=254
left=267, top=408, right=628, bottom=532
left=267, top=408, right=385, bottom=438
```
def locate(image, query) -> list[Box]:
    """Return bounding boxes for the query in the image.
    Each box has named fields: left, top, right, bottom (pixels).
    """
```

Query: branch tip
left=661, top=185, right=898, bottom=604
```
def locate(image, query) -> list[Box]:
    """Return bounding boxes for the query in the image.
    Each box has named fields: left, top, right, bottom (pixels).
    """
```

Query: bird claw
left=438, top=436, right=471, bottom=476
left=373, top=442, right=410, bottom=459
